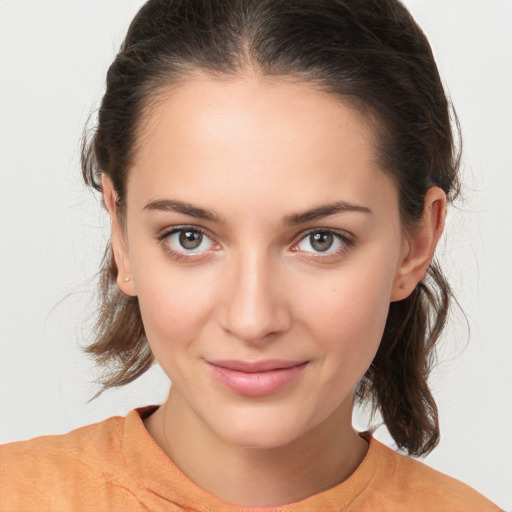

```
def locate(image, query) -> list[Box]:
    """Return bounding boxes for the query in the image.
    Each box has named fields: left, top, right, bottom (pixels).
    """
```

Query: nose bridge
left=221, top=246, right=289, bottom=342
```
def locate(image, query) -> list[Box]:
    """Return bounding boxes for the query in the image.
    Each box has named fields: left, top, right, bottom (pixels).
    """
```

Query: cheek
left=295, top=244, right=400, bottom=373
left=303, top=250, right=396, bottom=324
left=306, top=276, right=390, bottom=360
left=132, top=256, right=217, bottom=362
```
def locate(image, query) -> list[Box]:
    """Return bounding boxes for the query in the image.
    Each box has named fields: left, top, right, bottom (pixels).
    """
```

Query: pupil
left=179, top=230, right=202, bottom=250
left=311, top=232, right=333, bottom=252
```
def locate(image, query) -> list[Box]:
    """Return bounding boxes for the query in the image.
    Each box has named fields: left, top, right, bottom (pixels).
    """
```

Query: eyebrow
left=283, top=200, right=372, bottom=225
left=143, top=199, right=225, bottom=223
left=143, top=198, right=371, bottom=225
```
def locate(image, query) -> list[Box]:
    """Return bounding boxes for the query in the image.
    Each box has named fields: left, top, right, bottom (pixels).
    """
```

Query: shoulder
left=0, top=412, right=128, bottom=510
left=1, top=412, right=125, bottom=472
left=363, top=437, right=501, bottom=511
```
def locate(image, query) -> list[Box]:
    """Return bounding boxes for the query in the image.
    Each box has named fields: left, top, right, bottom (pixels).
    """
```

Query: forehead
left=135, top=73, right=375, bottom=164
left=128, top=74, right=397, bottom=218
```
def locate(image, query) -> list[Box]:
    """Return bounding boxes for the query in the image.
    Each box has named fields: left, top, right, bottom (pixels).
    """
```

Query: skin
left=103, top=73, right=446, bottom=507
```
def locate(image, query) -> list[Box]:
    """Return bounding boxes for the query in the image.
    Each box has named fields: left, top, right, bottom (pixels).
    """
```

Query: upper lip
left=207, top=359, right=308, bottom=373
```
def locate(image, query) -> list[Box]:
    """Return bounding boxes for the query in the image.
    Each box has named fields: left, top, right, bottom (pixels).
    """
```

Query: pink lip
left=206, top=359, right=308, bottom=397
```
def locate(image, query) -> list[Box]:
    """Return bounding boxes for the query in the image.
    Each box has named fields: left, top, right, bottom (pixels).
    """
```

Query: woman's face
left=113, top=74, right=411, bottom=448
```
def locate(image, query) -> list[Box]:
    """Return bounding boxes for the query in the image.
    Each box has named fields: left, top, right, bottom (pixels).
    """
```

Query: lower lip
left=207, top=362, right=308, bottom=397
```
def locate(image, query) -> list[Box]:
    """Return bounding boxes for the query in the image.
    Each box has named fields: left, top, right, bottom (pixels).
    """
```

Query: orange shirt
left=0, top=405, right=501, bottom=511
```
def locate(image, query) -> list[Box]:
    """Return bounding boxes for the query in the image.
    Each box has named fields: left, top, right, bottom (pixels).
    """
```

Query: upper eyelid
left=158, top=224, right=213, bottom=239
left=294, top=227, right=354, bottom=243
left=300, top=227, right=351, bottom=236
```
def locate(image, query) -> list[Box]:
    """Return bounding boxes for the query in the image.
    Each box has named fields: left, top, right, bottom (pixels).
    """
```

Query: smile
left=206, top=360, right=309, bottom=397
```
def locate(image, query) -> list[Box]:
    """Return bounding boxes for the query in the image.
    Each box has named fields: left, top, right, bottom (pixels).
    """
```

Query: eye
left=161, top=227, right=217, bottom=255
left=294, top=230, right=352, bottom=255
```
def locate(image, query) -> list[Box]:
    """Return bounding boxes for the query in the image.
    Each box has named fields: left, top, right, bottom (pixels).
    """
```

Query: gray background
left=0, top=0, right=511, bottom=508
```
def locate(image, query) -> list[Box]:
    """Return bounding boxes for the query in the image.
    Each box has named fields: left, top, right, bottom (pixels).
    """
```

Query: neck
left=144, top=388, right=368, bottom=508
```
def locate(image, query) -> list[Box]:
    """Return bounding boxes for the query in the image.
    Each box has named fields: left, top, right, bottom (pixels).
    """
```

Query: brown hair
left=82, top=0, right=461, bottom=456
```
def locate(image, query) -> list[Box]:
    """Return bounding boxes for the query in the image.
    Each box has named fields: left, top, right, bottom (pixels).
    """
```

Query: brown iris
left=179, top=230, right=203, bottom=250
left=310, top=232, right=334, bottom=252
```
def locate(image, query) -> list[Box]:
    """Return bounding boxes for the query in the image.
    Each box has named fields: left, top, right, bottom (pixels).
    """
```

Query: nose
left=219, top=250, right=292, bottom=343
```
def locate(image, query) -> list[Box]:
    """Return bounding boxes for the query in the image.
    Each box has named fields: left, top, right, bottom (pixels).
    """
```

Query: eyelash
left=157, top=225, right=216, bottom=261
left=292, top=228, right=355, bottom=260
left=157, top=226, right=355, bottom=262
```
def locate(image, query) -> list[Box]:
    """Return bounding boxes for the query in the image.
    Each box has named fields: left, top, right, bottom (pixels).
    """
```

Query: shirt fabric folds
left=0, top=405, right=500, bottom=511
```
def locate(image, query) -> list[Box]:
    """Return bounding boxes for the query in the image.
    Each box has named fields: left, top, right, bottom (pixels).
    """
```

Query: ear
left=391, top=186, right=447, bottom=302
left=101, top=174, right=137, bottom=296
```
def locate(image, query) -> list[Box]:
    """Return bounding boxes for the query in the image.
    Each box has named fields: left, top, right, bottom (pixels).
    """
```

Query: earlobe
left=101, top=174, right=137, bottom=297
left=391, top=187, right=447, bottom=302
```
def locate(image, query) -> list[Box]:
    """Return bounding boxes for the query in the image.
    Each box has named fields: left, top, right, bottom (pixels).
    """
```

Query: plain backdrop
left=0, top=0, right=511, bottom=508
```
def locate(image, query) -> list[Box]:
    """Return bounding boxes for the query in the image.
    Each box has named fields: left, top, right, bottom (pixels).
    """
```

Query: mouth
left=206, top=359, right=309, bottom=397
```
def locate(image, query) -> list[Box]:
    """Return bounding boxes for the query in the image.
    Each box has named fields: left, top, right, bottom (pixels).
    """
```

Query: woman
left=0, top=0, right=506, bottom=510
